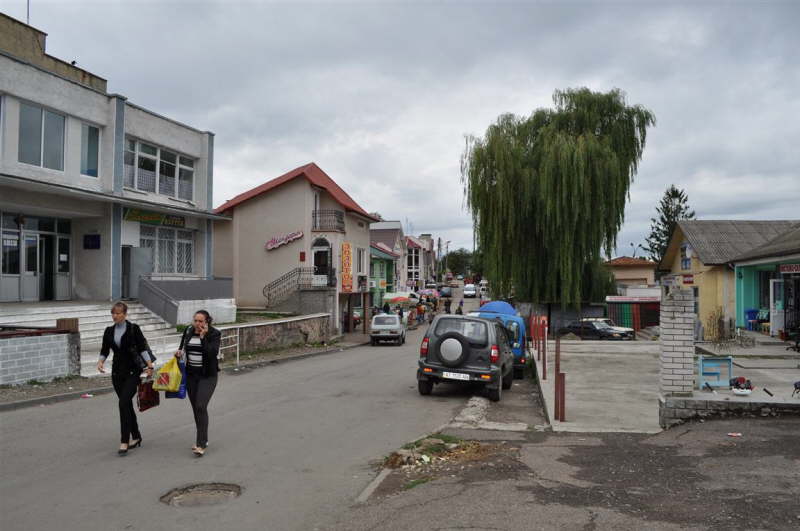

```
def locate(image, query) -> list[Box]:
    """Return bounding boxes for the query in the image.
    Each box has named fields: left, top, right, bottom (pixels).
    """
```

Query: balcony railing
left=312, top=209, right=345, bottom=232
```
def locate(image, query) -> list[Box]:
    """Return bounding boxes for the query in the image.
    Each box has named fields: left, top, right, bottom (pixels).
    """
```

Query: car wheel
left=487, top=384, right=501, bottom=402
left=418, top=379, right=433, bottom=396
left=502, top=368, right=513, bottom=390
left=371, top=338, right=376, bottom=346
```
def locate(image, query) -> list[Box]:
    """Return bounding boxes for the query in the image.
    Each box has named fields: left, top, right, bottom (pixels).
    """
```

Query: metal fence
left=312, top=209, right=345, bottom=232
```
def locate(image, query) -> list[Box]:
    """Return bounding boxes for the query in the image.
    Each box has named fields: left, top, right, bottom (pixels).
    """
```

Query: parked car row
left=557, top=318, right=635, bottom=340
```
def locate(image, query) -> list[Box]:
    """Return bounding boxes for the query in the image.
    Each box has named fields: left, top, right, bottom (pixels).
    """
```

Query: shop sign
left=124, top=208, right=186, bottom=228
left=661, top=275, right=678, bottom=287
left=379, top=279, right=387, bottom=289
left=682, top=274, right=694, bottom=284
left=265, top=231, right=303, bottom=251
left=341, top=242, right=353, bottom=293
left=779, top=264, right=800, bottom=273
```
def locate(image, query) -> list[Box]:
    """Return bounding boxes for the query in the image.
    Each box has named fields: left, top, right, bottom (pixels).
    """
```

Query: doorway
left=38, top=234, right=55, bottom=301
left=312, top=237, right=331, bottom=287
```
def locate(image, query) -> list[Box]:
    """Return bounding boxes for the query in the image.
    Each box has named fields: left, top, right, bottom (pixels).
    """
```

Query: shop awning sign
left=779, top=264, right=800, bottom=273
left=265, top=231, right=303, bottom=251
left=341, top=242, right=353, bottom=293
left=124, top=208, right=185, bottom=228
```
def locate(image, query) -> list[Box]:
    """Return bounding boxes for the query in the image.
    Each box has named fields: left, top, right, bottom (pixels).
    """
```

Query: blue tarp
left=479, top=301, right=517, bottom=315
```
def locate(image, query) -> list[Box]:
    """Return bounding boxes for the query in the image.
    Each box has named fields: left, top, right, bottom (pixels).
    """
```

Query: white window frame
left=80, top=122, right=101, bottom=178
left=18, top=100, right=65, bottom=172
left=124, top=136, right=195, bottom=201
left=140, top=226, right=194, bottom=275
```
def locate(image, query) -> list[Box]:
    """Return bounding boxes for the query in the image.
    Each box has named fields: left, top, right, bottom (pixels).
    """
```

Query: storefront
left=735, top=261, right=800, bottom=336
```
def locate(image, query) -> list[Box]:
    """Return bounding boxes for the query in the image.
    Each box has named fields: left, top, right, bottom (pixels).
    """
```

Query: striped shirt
left=185, top=335, right=204, bottom=372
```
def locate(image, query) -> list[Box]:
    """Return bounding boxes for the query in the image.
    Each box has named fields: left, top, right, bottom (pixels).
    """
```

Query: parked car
left=557, top=320, right=625, bottom=340
left=417, top=315, right=515, bottom=402
left=469, top=308, right=529, bottom=379
left=448, top=280, right=460, bottom=288
left=440, top=286, right=453, bottom=298
left=456, top=275, right=464, bottom=280
left=582, top=318, right=635, bottom=340
left=425, top=282, right=438, bottom=289
left=479, top=286, right=489, bottom=298
left=463, top=284, right=477, bottom=298
left=371, top=314, right=406, bottom=345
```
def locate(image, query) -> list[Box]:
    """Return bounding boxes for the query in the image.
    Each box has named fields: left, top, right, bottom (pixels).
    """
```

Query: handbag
left=137, top=380, right=160, bottom=412
left=133, top=340, right=157, bottom=371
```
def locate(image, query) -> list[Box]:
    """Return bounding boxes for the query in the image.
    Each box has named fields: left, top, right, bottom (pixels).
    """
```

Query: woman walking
left=96, top=302, right=154, bottom=455
left=176, top=310, right=221, bottom=457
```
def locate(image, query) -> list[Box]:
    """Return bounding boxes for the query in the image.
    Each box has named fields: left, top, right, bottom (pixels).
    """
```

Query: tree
left=461, top=88, right=655, bottom=307
left=445, top=248, right=472, bottom=275
left=643, top=185, right=695, bottom=264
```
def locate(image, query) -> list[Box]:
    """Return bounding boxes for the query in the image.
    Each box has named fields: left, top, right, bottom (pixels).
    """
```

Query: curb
left=0, top=340, right=371, bottom=412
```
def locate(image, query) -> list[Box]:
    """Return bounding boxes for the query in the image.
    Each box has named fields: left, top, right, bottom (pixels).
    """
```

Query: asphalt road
left=0, top=313, right=470, bottom=531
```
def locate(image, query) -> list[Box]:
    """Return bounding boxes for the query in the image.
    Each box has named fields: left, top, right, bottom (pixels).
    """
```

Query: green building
left=370, top=243, right=397, bottom=308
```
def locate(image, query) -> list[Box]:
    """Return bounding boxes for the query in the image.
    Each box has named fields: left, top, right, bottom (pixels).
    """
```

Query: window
left=80, top=124, right=99, bottom=177
left=124, top=137, right=194, bottom=200
left=2, top=232, right=20, bottom=274
left=141, top=226, right=193, bottom=274
left=680, top=244, right=691, bottom=270
left=57, top=238, right=70, bottom=273
left=157, top=228, right=175, bottom=273
left=18, top=103, right=65, bottom=170
left=177, top=230, right=193, bottom=274
left=357, top=248, right=365, bottom=274
left=24, top=235, right=37, bottom=273
left=369, top=261, right=374, bottom=277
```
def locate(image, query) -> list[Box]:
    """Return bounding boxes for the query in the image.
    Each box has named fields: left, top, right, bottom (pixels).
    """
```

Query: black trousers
left=186, top=373, right=217, bottom=447
left=112, top=373, right=141, bottom=444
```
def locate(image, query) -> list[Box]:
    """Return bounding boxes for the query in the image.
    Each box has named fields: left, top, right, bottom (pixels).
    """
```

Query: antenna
left=27, top=0, right=30, bottom=24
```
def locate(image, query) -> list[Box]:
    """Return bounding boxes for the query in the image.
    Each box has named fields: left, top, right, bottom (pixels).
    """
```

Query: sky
left=5, top=0, right=798, bottom=257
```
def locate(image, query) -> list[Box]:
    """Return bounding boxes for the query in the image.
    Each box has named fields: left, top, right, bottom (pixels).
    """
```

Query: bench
left=698, top=355, right=733, bottom=389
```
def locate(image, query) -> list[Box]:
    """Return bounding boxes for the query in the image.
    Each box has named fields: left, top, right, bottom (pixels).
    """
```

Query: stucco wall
left=611, top=265, right=655, bottom=285
left=213, top=219, right=233, bottom=277
left=72, top=209, right=112, bottom=300
left=217, top=313, right=331, bottom=358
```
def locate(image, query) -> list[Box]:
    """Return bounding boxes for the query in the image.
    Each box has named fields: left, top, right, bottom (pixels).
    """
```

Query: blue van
left=468, top=301, right=529, bottom=379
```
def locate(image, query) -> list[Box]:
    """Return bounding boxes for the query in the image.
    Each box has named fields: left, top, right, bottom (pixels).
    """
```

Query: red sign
left=779, top=264, right=800, bottom=273
left=682, top=274, right=694, bottom=284
left=265, top=231, right=303, bottom=251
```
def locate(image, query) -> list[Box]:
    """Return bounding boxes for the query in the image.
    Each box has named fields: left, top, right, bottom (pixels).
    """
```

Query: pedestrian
left=175, top=310, right=221, bottom=457
left=96, top=301, right=154, bottom=456
left=455, top=305, right=463, bottom=315
left=397, top=306, right=404, bottom=324
left=444, top=299, right=451, bottom=314
left=383, top=302, right=390, bottom=314
left=459, top=299, right=464, bottom=310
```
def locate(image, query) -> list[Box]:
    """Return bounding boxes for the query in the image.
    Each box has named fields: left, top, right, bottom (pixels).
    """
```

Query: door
left=38, top=235, right=55, bottom=301
left=55, top=237, right=71, bottom=300
left=770, top=279, right=784, bottom=336
left=21, top=234, right=39, bottom=301
left=128, top=246, right=154, bottom=299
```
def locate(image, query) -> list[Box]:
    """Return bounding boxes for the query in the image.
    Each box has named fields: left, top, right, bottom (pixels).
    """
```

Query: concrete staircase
left=0, top=302, right=182, bottom=376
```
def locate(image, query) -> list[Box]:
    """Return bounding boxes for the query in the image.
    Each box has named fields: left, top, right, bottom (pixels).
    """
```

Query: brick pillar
left=57, top=318, right=81, bottom=376
left=660, top=288, right=696, bottom=396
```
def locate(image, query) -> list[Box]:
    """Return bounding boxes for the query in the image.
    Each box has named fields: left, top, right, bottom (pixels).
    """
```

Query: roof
left=214, top=162, right=378, bottom=221
left=370, top=242, right=400, bottom=258
left=660, top=220, right=800, bottom=268
left=405, top=235, right=423, bottom=249
left=730, top=223, right=800, bottom=262
left=605, top=257, right=657, bottom=268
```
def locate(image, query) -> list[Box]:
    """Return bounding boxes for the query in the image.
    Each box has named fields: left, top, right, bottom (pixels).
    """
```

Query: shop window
left=2, top=232, right=20, bottom=274
left=758, top=270, right=775, bottom=309
left=143, top=226, right=193, bottom=274
left=80, top=124, right=100, bottom=177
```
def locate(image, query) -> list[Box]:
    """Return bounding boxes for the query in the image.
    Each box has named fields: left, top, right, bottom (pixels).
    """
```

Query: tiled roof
left=605, top=256, right=657, bottom=267
left=214, top=162, right=378, bottom=221
left=675, top=220, right=800, bottom=265
left=731, top=223, right=800, bottom=262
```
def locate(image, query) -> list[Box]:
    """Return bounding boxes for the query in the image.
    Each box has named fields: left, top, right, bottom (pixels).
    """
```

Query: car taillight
left=490, top=345, right=499, bottom=363
left=420, top=337, right=429, bottom=358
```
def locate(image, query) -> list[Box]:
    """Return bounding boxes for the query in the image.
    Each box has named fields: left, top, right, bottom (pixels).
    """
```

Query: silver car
left=371, top=314, right=406, bottom=345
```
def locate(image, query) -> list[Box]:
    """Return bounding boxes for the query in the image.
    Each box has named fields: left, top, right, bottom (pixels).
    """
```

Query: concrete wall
left=0, top=332, right=70, bottom=384
left=213, top=219, right=233, bottom=277
left=217, top=313, right=331, bottom=358
left=175, top=298, right=236, bottom=326
left=611, top=265, right=656, bottom=286
left=72, top=207, right=112, bottom=300
left=659, top=288, right=696, bottom=396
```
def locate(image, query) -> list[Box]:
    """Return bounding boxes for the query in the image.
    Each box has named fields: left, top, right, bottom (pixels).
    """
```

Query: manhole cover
left=160, top=483, right=242, bottom=507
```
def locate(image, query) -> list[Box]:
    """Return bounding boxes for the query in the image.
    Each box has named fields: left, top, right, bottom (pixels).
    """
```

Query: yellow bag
left=152, top=357, right=182, bottom=392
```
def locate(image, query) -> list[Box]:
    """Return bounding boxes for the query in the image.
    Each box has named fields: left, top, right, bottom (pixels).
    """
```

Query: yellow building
left=659, top=220, right=797, bottom=339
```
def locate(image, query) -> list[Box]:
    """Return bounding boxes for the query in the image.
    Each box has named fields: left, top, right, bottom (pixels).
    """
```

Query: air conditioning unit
left=369, top=280, right=376, bottom=288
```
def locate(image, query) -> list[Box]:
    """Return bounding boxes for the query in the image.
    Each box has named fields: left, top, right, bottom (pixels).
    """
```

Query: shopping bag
left=152, top=357, right=182, bottom=392
left=165, top=361, right=186, bottom=399
left=137, top=380, right=160, bottom=412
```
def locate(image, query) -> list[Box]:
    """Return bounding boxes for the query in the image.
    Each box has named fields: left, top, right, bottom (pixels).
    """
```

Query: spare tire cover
left=437, top=332, right=470, bottom=367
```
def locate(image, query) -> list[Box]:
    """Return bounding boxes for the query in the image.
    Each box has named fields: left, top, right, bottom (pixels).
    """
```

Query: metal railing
left=262, top=267, right=337, bottom=307
left=312, top=209, right=345, bottom=232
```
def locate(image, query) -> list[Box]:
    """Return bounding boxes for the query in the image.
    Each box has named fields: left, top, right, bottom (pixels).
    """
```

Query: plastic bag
left=165, top=361, right=186, bottom=399
left=152, top=357, right=182, bottom=392
left=137, top=380, right=160, bottom=412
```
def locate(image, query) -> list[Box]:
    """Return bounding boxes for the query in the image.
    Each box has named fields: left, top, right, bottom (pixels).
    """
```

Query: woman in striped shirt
left=175, top=310, right=221, bottom=457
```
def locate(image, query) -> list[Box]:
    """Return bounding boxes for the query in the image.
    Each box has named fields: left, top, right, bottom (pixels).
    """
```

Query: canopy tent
left=477, top=301, right=517, bottom=315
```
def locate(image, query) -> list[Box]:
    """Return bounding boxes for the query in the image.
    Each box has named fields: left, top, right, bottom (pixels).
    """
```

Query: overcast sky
left=6, top=0, right=798, bottom=256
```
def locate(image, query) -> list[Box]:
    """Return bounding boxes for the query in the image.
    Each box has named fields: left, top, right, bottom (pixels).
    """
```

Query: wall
left=175, top=298, right=236, bottom=326
left=213, top=219, right=233, bottom=277
left=659, top=288, right=695, bottom=396
left=611, top=265, right=656, bottom=285
left=0, top=332, right=70, bottom=384
left=217, top=313, right=331, bottom=358
left=72, top=207, right=112, bottom=300
left=659, top=396, right=800, bottom=430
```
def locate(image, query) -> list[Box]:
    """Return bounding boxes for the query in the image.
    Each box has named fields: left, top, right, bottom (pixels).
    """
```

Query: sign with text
left=124, top=208, right=186, bottom=228
left=341, top=242, right=353, bottom=293
left=779, top=264, right=800, bottom=274
left=682, top=274, right=694, bottom=284
left=265, top=231, right=303, bottom=251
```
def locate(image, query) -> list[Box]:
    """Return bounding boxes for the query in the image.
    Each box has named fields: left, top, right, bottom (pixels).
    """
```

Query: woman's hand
left=145, top=364, right=154, bottom=377
left=96, top=360, right=106, bottom=374
left=175, top=350, right=184, bottom=359
left=199, top=323, right=208, bottom=339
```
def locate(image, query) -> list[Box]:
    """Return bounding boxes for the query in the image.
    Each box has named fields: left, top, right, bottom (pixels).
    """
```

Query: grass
left=403, top=477, right=432, bottom=490
left=26, top=379, right=45, bottom=386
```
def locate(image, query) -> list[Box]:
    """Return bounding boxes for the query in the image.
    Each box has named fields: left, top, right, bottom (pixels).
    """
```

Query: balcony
left=312, top=209, right=345, bottom=232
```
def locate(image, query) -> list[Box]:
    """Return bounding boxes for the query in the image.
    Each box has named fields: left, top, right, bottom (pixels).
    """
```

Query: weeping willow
left=461, top=88, right=655, bottom=307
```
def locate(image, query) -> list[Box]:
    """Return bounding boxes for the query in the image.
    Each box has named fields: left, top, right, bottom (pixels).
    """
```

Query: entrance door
left=55, top=236, right=71, bottom=300
left=127, top=246, right=154, bottom=299
left=38, top=235, right=55, bottom=301
left=21, top=234, right=39, bottom=301
left=770, top=279, right=785, bottom=336
left=312, top=238, right=331, bottom=287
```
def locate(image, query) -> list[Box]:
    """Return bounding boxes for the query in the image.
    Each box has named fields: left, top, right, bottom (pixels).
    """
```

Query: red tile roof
left=605, top=256, right=657, bottom=267
left=214, top=162, right=378, bottom=221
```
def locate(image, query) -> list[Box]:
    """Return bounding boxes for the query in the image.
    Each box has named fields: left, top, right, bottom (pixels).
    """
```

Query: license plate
left=442, top=371, right=470, bottom=381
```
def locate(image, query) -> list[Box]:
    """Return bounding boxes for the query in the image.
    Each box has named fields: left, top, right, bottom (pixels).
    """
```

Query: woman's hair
left=194, top=310, right=213, bottom=325
left=111, top=301, right=128, bottom=314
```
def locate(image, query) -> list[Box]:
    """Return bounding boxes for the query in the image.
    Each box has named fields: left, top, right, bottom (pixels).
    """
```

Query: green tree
left=462, top=88, right=655, bottom=307
left=643, top=185, right=695, bottom=264
left=445, top=248, right=472, bottom=275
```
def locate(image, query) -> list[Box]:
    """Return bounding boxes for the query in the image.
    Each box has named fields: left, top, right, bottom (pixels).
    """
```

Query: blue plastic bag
left=165, top=360, right=186, bottom=399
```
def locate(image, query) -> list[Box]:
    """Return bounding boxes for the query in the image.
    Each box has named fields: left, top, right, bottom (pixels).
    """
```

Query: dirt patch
left=0, top=375, right=112, bottom=404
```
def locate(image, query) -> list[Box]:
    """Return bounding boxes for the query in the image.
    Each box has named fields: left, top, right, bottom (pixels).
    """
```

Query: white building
left=0, top=14, right=225, bottom=303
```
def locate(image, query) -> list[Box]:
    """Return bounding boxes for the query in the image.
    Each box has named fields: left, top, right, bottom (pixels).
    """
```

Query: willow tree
left=461, top=88, right=655, bottom=307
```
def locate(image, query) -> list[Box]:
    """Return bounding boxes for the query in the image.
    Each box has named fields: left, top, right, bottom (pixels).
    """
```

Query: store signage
left=124, top=208, right=186, bottom=228
left=682, top=274, right=694, bottom=284
left=779, top=264, right=800, bottom=273
left=341, top=242, right=353, bottom=293
left=379, top=279, right=387, bottom=289
left=661, top=275, right=679, bottom=287
left=265, top=231, right=303, bottom=251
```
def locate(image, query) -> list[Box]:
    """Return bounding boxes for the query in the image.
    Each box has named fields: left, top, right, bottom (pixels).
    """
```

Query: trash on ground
left=80, top=393, right=93, bottom=398
left=727, top=432, right=742, bottom=437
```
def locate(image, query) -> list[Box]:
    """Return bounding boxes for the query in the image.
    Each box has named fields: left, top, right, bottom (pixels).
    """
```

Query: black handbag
left=133, top=341, right=157, bottom=371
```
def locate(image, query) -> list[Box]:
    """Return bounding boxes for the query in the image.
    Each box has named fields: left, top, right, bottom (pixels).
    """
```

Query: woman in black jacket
left=96, top=302, right=154, bottom=455
left=175, top=310, right=221, bottom=457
